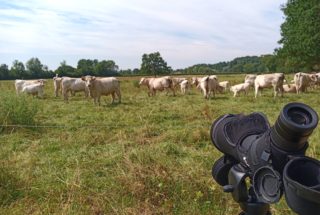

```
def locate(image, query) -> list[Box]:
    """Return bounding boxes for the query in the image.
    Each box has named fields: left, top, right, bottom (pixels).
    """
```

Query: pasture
left=0, top=74, right=319, bottom=215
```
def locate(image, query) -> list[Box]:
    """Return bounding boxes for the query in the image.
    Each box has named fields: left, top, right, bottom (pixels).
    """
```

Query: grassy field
left=0, top=74, right=319, bottom=215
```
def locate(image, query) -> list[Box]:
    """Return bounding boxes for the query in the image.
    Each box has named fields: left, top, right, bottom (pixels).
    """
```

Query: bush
left=0, top=93, right=40, bottom=127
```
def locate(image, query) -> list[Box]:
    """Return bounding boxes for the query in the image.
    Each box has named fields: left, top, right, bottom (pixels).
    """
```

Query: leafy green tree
left=25, top=57, right=52, bottom=78
left=277, top=0, right=320, bottom=71
left=94, top=60, right=119, bottom=76
left=0, top=64, right=9, bottom=80
left=10, top=60, right=26, bottom=78
left=77, top=59, right=98, bottom=76
left=140, top=52, right=171, bottom=76
left=55, top=61, right=77, bottom=77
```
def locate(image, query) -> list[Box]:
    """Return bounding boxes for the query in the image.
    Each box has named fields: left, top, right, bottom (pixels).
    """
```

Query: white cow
left=15, top=79, right=44, bottom=94
left=180, top=79, right=189, bottom=95
left=244, top=74, right=257, bottom=86
left=53, top=74, right=62, bottom=97
left=191, top=77, right=202, bottom=87
left=172, top=77, right=187, bottom=88
left=294, top=72, right=317, bottom=94
left=21, top=82, right=45, bottom=98
left=283, top=84, right=297, bottom=93
left=82, top=76, right=121, bottom=106
left=139, top=76, right=175, bottom=96
left=198, top=75, right=218, bottom=99
left=61, top=77, right=89, bottom=102
left=230, top=82, right=250, bottom=97
left=254, top=73, right=285, bottom=98
left=218, top=81, right=230, bottom=92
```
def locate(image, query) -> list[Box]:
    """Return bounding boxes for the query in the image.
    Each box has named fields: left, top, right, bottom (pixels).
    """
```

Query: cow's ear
left=81, top=76, right=85, bottom=81
left=92, top=76, right=96, bottom=81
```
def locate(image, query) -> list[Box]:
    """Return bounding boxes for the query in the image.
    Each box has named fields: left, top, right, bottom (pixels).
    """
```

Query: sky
left=0, top=0, right=287, bottom=71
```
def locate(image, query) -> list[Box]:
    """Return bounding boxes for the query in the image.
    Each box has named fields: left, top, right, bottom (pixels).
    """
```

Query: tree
left=140, top=52, right=171, bottom=76
left=25, top=57, right=53, bottom=78
left=77, top=59, right=98, bottom=76
left=10, top=60, right=26, bottom=78
left=0, top=64, right=9, bottom=80
left=94, top=60, right=119, bottom=76
left=55, top=60, right=76, bottom=77
left=277, top=0, right=320, bottom=71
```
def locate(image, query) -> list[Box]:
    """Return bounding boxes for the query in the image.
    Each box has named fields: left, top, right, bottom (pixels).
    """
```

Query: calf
left=21, top=82, right=45, bottom=98
left=218, top=81, right=230, bottom=92
left=230, top=82, right=250, bottom=97
left=82, top=76, right=121, bottom=106
left=283, top=84, right=297, bottom=93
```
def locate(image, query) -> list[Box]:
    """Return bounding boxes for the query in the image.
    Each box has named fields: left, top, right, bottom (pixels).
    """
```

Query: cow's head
left=82, top=76, right=96, bottom=88
left=139, top=77, right=147, bottom=86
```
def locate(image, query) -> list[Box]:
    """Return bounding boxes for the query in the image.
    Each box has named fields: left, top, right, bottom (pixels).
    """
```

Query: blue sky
left=0, top=0, right=286, bottom=70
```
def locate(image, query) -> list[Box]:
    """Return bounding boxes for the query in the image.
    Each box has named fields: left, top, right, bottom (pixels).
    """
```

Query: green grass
left=0, top=75, right=319, bottom=214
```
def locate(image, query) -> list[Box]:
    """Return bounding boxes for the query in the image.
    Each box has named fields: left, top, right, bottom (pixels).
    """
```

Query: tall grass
left=0, top=93, right=40, bottom=127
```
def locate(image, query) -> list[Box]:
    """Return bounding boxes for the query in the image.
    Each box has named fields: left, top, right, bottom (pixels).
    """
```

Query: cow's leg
left=63, top=89, right=69, bottom=103
left=111, top=92, right=115, bottom=103
left=273, top=85, right=278, bottom=97
left=254, top=86, right=259, bottom=98
left=115, top=89, right=121, bottom=103
left=171, top=87, right=176, bottom=96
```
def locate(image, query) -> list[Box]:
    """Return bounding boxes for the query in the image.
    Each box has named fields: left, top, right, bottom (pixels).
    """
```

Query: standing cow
left=139, top=76, right=175, bottom=96
left=53, top=74, right=62, bottom=97
left=294, top=72, right=317, bottom=94
left=198, top=75, right=218, bottom=99
left=254, top=73, right=285, bottom=98
left=82, top=76, right=121, bottom=106
left=61, top=77, right=89, bottom=102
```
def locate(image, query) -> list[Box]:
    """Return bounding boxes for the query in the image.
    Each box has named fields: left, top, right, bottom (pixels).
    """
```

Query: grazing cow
left=15, top=79, right=44, bottom=94
left=244, top=74, right=257, bottom=86
left=53, top=74, right=62, bottom=97
left=21, top=82, right=45, bottom=98
left=180, top=79, right=189, bottom=95
left=81, top=76, right=121, bottom=106
left=218, top=81, right=230, bottom=92
left=198, top=75, right=218, bottom=99
left=61, top=77, right=89, bottom=102
left=139, top=76, right=175, bottom=96
left=254, top=73, right=285, bottom=98
left=294, top=72, right=317, bottom=94
left=283, top=84, right=297, bottom=93
left=230, top=82, right=250, bottom=97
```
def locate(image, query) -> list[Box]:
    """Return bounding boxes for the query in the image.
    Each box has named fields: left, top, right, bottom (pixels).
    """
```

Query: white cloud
left=0, top=0, right=286, bottom=70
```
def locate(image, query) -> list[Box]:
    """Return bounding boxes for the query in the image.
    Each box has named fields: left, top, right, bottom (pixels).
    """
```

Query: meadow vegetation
left=0, top=74, right=319, bottom=214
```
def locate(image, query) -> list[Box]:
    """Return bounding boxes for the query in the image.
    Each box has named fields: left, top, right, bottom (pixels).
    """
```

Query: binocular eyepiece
left=210, top=102, right=320, bottom=215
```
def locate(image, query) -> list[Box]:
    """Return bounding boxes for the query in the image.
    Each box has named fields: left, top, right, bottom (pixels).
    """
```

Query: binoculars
left=210, top=102, right=320, bottom=215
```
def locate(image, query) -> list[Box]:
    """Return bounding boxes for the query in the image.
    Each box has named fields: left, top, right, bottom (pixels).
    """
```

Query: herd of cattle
left=13, top=72, right=320, bottom=105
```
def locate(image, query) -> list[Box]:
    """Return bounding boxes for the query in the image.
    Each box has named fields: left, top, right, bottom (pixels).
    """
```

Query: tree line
left=0, top=0, right=319, bottom=79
